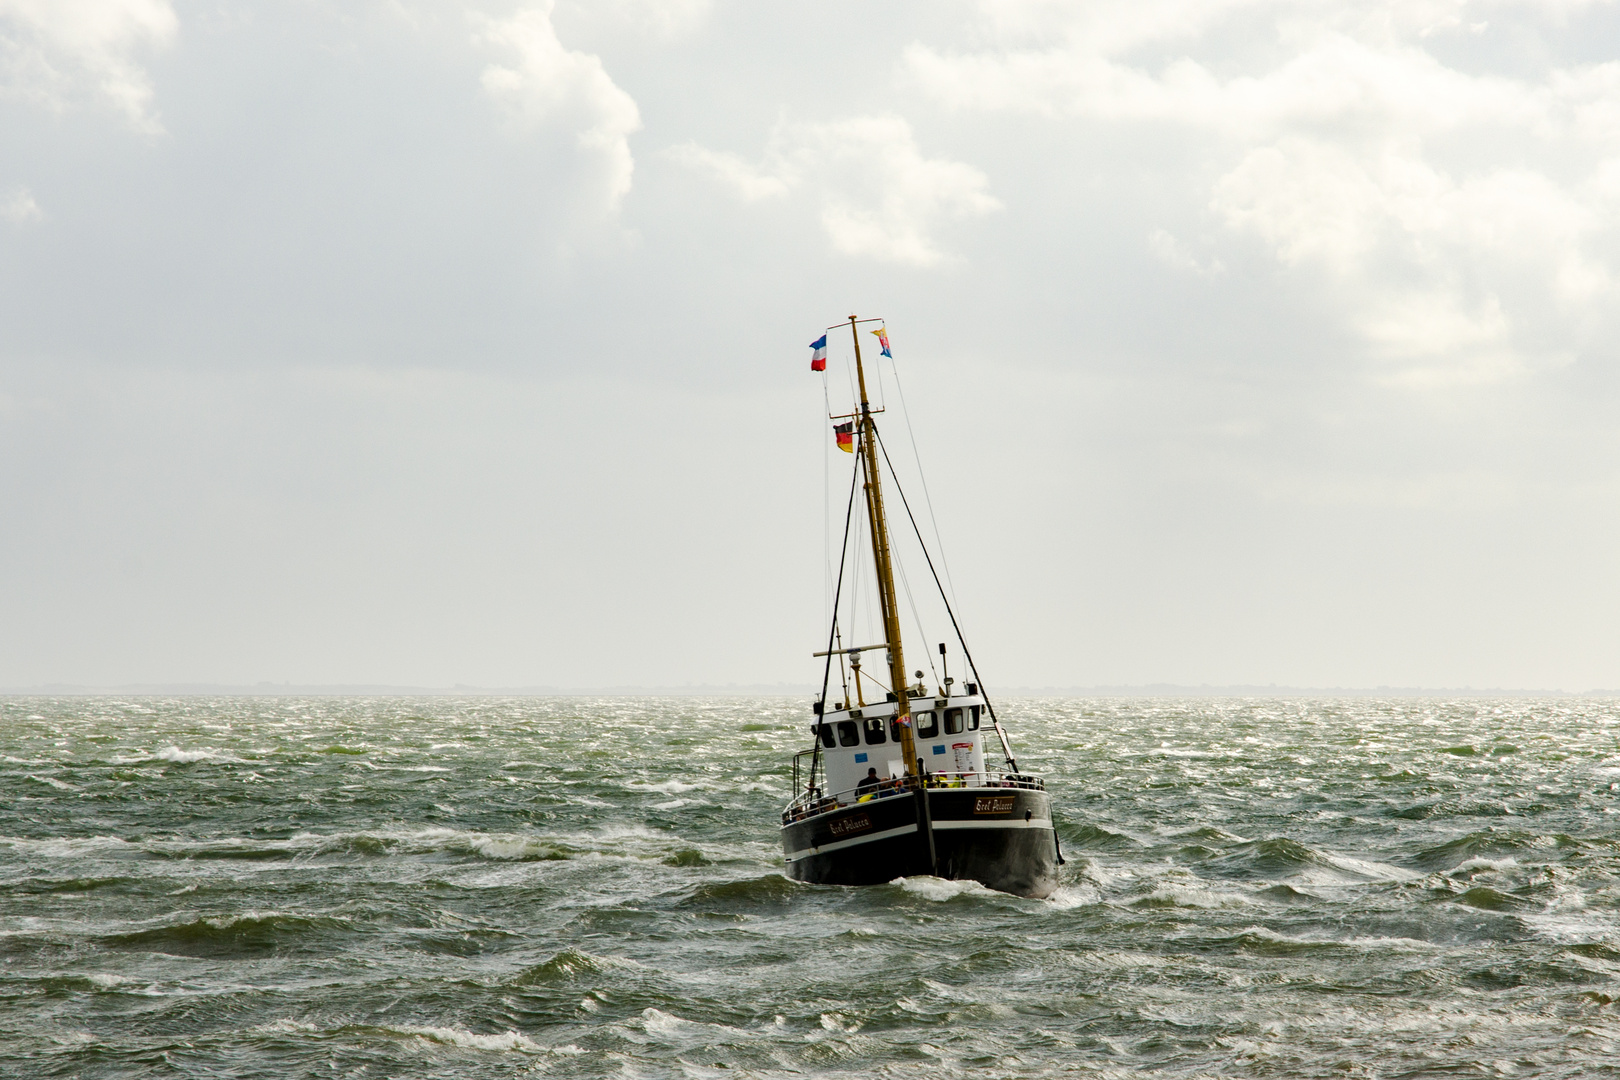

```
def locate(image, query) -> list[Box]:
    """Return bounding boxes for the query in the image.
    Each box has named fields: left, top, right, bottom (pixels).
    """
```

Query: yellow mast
left=848, top=315, right=918, bottom=777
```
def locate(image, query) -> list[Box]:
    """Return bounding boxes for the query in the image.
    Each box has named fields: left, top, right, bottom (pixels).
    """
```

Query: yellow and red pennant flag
left=871, top=327, right=891, bottom=357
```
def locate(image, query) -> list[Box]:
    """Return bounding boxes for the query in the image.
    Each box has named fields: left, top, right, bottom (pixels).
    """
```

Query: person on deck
left=856, top=767, right=882, bottom=796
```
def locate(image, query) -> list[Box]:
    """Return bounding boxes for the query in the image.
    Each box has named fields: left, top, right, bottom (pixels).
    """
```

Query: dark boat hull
left=780, top=786, right=1059, bottom=899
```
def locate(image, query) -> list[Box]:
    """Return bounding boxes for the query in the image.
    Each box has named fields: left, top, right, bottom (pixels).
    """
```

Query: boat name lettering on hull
left=974, top=796, right=1015, bottom=815
left=828, top=813, right=872, bottom=838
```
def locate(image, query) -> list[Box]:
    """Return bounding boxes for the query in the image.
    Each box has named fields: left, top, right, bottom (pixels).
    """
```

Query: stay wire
left=812, top=453, right=863, bottom=792
left=823, top=378, right=832, bottom=630
left=893, top=553, right=939, bottom=691
left=888, top=350, right=958, bottom=605
left=873, top=423, right=1018, bottom=772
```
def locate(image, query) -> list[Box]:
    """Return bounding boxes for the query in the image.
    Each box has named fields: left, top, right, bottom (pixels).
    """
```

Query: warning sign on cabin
left=974, top=796, right=1015, bottom=815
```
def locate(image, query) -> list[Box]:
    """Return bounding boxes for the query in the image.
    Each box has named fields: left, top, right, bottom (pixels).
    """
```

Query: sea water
left=1, top=696, right=1618, bottom=1078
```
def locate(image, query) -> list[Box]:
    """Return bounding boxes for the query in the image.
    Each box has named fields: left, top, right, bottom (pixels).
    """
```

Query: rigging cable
left=873, top=423, right=1020, bottom=773
left=892, top=552, right=940, bottom=690
left=823, top=376, right=832, bottom=635
left=848, top=453, right=872, bottom=657
left=888, top=347, right=958, bottom=606
left=812, top=451, right=863, bottom=794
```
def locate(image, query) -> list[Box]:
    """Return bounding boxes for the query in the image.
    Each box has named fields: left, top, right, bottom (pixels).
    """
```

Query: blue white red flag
left=810, top=334, right=827, bottom=371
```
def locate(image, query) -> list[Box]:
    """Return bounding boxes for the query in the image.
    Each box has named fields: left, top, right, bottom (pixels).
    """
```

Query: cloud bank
left=673, top=114, right=1001, bottom=266
left=906, top=0, right=1620, bottom=383
left=0, top=0, right=176, bottom=130
left=477, top=1, right=643, bottom=212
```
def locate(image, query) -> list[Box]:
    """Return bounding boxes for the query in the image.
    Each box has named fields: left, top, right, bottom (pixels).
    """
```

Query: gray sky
left=5, top=0, right=1620, bottom=690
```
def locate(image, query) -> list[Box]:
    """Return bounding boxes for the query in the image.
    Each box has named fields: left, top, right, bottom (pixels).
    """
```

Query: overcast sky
left=5, top=0, right=1620, bottom=690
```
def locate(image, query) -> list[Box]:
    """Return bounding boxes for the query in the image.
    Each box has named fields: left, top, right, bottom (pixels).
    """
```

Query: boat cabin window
left=818, top=723, right=836, bottom=748
left=914, top=711, right=939, bottom=738
left=863, top=718, right=887, bottom=745
left=944, top=708, right=964, bottom=735
left=969, top=706, right=981, bottom=730
left=889, top=718, right=904, bottom=742
left=836, top=720, right=861, bottom=747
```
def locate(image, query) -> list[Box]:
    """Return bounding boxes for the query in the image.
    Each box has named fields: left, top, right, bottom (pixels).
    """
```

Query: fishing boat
left=779, top=316, right=1061, bottom=899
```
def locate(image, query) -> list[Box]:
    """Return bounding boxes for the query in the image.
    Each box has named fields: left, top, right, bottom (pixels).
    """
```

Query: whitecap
left=1132, top=884, right=1259, bottom=909
left=469, top=835, right=566, bottom=860
left=0, top=835, right=135, bottom=858
left=1042, top=883, right=1101, bottom=909
left=1453, top=856, right=1520, bottom=873
left=112, top=746, right=247, bottom=765
left=817, top=1011, right=862, bottom=1034
left=383, top=1024, right=540, bottom=1052
left=253, top=1018, right=320, bottom=1035
left=895, top=875, right=1000, bottom=902
left=639, top=1007, right=750, bottom=1041
left=638, top=779, right=701, bottom=793
left=1316, top=854, right=1420, bottom=883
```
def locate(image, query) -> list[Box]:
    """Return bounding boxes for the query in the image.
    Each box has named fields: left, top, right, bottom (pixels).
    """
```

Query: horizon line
left=2, top=681, right=1616, bottom=698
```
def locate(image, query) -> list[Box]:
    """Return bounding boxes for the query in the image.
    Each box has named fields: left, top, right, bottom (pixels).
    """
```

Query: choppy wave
left=3, top=695, right=1619, bottom=1079
left=100, top=912, right=355, bottom=956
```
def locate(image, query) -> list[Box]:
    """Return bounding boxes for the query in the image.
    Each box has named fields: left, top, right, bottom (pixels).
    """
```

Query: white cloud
left=1211, top=138, right=1605, bottom=380
left=0, top=185, right=40, bottom=223
left=0, top=0, right=176, bottom=131
left=673, top=114, right=1001, bottom=266
left=905, top=0, right=1620, bottom=383
left=556, top=0, right=712, bottom=41
left=1148, top=229, right=1224, bottom=275
left=476, top=2, right=642, bottom=212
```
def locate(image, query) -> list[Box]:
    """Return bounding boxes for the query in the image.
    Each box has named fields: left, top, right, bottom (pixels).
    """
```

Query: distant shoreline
left=2, top=683, right=1615, bottom=698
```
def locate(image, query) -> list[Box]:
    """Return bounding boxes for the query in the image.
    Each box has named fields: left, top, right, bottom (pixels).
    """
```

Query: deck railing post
left=914, top=757, right=938, bottom=877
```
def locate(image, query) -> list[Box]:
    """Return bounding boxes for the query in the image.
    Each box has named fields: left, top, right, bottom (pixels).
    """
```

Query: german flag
left=834, top=422, right=855, bottom=453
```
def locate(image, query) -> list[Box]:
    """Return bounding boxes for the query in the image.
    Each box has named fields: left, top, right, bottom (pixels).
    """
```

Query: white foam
left=639, top=1007, right=749, bottom=1041
left=386, top=1024, right=540, bottom=1052
left=0, top=835, right=135, bottom=858
left=254, top=1018, right=320, bottom=1035
left=637, top=779, right=702, bottom=794
left=110, top=746, right=247, bottom=765
left=1454, top=856, right=1520, bottom=873
left=49, top=1031, right=96, bottom=1047
left=469, top=835, right=566, bottom=860
left=1135, top=884, right=1259, bottom=909
left=1042, top=883, right=1101, bottom=909
left=25, top=774, right=76, bottom=791
left=895, top=875, right=1000, bottom=902
left=817, top=1011, right=862, bottom=1034
left=1318, top=854, right=1420, bottom=883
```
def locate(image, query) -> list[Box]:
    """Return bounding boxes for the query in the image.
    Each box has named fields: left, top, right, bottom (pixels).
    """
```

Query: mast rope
left=893, top=553, right=939, bottom=690
left=811, top=451, right=863, bottom=791
left=823, top=377, right=833, bottom=636
left=888, top=348, right=958, bottom=606
left=873, top=422, right=1019, bottom=772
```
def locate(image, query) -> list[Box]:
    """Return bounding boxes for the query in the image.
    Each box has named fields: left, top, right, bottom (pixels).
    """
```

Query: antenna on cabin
left=939, top=642, right=952, bottom=696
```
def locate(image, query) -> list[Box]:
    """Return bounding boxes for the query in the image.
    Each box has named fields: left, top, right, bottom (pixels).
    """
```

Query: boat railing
left=781, top=772, right=1044, bottom=824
